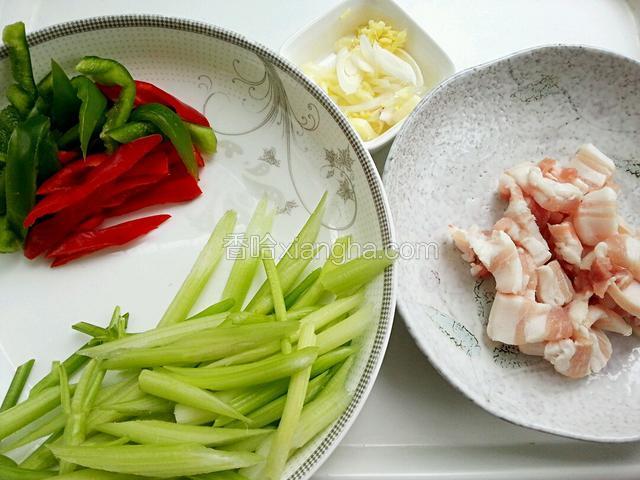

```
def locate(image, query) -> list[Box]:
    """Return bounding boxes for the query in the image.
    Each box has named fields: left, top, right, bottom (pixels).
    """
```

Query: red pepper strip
left=24, top=200, right=94, bottom=259
left=98, top=81, right=210, bottom=127
left=98, top=174, right=166, bottom=210
left=24, top=134, right=163, bottom=228
left=76, top=214, right=105, bottom=232
left=97, top=83, right=121, bottom=103
left=48, top=214, right=171, bottom=265
left=194, top=147, right=204, bottom=168
left=25, top=172, right=160, bottom=259
left=134, top=81, right=210, bottom=127
left=106, top=173, right=202, bottom=218
left=127, top=148, right=169, bottom=179
left=57, top=150, right=80, bottom=164
left=37, top=153, right=111, bottom=195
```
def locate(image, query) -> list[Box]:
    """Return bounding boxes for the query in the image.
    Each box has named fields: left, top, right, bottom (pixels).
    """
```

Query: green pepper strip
left=186, top=122, right=217, bottom=154
left=0, top=106, right=20, bottom=153
left=37, top=71, right=52, bottom=99
left=0, top=216, right=19, bottom=252
left=72, top=76, right=107, bottom=157
left=5, top=115, right=46, bottom=239
left=75, top=56, right=135, bottom=152
left=50, top=59, right=81, bottom=130
left=57, top=124, right=79, bottom=148
left=131, top=103, right=197, bottom=177
left=107, top=121, right=158, bottom=144
left=2, top=22, right=37, bottom=116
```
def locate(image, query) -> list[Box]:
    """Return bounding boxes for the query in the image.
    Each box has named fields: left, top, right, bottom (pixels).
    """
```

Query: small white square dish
left=280, top=0, right=455, bottom=152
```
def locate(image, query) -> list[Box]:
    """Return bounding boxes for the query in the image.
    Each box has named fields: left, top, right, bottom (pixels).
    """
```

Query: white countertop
left=2, top=1, right=640, bottom=478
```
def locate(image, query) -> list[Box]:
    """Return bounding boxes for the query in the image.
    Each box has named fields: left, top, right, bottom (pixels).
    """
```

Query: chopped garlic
left=303, top=20, right=425, bottom=141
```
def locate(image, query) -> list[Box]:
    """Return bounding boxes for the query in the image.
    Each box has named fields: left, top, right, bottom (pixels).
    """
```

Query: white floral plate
left=0, top=15, right=396, bottom=478
left=383, top=45, right=640, bottom=442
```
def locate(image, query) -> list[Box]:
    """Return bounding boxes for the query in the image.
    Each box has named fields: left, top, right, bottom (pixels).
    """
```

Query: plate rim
left=0, top=14, right=398, bottom=478
left=383, top=43, right=640, bottom=443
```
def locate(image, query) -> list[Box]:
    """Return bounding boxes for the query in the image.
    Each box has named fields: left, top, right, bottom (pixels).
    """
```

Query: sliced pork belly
left=536, top=260, right=574, bottom=306
left=548, top=222, right=583, bottom=266
left=580, top=242, right=616, bottom=298
left=450, top=226, right=526, bottom=293
left=487, top=292, right=572, bottom=345
left=605, top=234, right=640, bottom=280
left=587, top=303, right=632, bottom=336
left=544, top=327, right=612, bottom=378
left=496, top=174, right=551, bottom=266
left=525, top=166, right=583, bottom=213
left=607, top=275, right=640, bottom=318
left=573, top=187, right=618, bottom=246
left=569, top=144, right=616, bottom=190
left=519, top=342, right=546, bottom=356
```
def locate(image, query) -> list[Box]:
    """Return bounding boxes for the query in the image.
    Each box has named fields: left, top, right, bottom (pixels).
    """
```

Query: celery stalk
left=291, top=389, right=351, bottom=450
left=292, top=235, right=352, bottom=309
left=49, top=444, right=261, bottom=477
left=229, top=308, right=316, bottom=326
left=29, top=344, right=92, bottom=397
left=61, top=359, right=105, bottom=474
left=190, top=472, right=250, bottom=480
left=138, top=370, right=248, bottom=422
left=174, top=403, right=217, bottom=426
left=291, top=358, right=354, bottom=449
left=245, top=193, right=327, bottom=314
left=176, top=353, right=339, bottom=430
left=261, top=254, right=291, bottom=354
left=82, top=433, right=130, bottom=447
left=72, top=322, right=108, bottom=338
left=207, top=296, right=361, bottom=369
left=283, top=268, right=321, bottom=309
left=243, top=361, right=353, bottom=479
left=86, top=378, right=148, bottom=432
left=309, top=347, right=356, bottom=376
left=93, top=374, right=139, bottom=408
left=226, top=371, right=330, bottom=429
left=1, top=359, right=35, bottom=412
left=186, top=298, right=236, bottom=321
left=298, top=292, right=364, bottom=334
left=0, top=464, right=50, bottom=479
left=80, top=313, right=228, bottom=358
left=158, top=210, right=237, bottom=327
left=48, top=471, right=153, bottom=479
left=164, top=347, right=319, bottom=390
left=222, top=197, right=274, bottom=312
left=100, top=321, right=299, bottom=369
left=264, top=323, right=316, bottom=479
left=205, top=341, right=282, bottom=368
left=212, top=380, right=292, bottom=428
left=262, top=256, right=287, bottom=325
left=107, top=396, right=174, bottom=416
left=97, top=420, right=270, bottom=447
left=18, top=429, right=62, bottom=470
left=0, top=384, right=73, bottom=441
left=316, top=304, right=373, bottom=355
left=0, top=407, right=65, bottom=453
left=320, top=249, right=394, bottom=297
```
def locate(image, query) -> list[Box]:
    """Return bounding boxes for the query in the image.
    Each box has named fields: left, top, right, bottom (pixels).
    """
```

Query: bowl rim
left=1, top=14, right=398, bottom=477
left=278, top=0, right=455, bottom=152
left=383, top=42, right=640, bottom=443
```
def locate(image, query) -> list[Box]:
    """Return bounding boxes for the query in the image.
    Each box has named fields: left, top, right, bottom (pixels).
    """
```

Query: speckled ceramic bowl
left=383, top=45, right=640, bottom=442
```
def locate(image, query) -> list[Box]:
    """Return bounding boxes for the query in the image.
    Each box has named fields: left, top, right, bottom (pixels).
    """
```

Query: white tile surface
left=1, top=0, right=639, bottom=477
